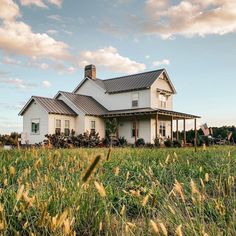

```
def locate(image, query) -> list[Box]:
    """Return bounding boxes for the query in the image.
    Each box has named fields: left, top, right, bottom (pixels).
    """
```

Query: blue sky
left=0, top=0, right=236, bottom=134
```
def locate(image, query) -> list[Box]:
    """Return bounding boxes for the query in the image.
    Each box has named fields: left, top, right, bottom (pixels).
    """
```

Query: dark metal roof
left=19, top=96, right=77, bottom=116
left=97, top=69, right=165, bottom=94
left=102, top=107, right=200, bottom=119
left=59, top=91, right=108, bottom=116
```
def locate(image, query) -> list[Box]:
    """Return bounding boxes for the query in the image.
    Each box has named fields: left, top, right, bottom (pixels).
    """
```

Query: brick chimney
left=84, top=64, right=96, bottom=80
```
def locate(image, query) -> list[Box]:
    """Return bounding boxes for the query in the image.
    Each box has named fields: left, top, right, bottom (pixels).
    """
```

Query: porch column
left=116, top=119, right=119, bottom=138
left=134, top=117, right=138, bottom=144
left=194, top=118, right=197, bottom=151
left=171, top=116, right=173, bottom=141
left=176, top=119, right=179, bottom=141
left=155, top=113, right=159, bottom=139
left=183, top=119, right=186, bottom=144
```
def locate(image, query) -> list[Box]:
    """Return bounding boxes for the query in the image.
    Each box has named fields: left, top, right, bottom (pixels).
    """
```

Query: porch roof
left=102, top=107, right=200, bottom=119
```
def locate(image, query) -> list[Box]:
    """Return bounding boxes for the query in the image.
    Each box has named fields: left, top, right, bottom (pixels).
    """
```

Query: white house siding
left=150, top=75, right=174, bottom=110
left=57, top=94, right=84, bottom=135
left=118, top=118, right=151, bottom=144
left=48, top=114, right=76, bottom=135
left=22, top=101, right=48, bottom=144
left=84, top=116, right=105, bottom=139
left=76, top=79, right=151, bottom=110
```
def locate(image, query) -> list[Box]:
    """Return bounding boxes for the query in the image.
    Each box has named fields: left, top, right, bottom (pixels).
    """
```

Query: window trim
left=31, top=118, right=40, bottom=135
left=159, top=94, right=167, bottom=108
left=131, top=120, right=139, bottom=137
left=159, top=121, right=166, bottom=137
left=55, top=119, right=61, bottom=135
left=131, top=93, right=139, bottom=108
left=90, top=120, right=96, bottom=134
left=64, top=120, right=70, bottom=136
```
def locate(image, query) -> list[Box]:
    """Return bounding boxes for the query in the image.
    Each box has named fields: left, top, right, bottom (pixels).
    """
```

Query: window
left=90, top=120, right=96, bottom=134
left=159, top=94, right=167, bottom=108
left=55, top=119, right=61, bottom=135
left=31, top=119, right=40, bottom=134
left=132, top=93, right=139, bottom=107
left=64, top=120, right=70, bottom=136
left=131, top=120, right=139, bottom=137
left=159, top=121, right=166, bottom=137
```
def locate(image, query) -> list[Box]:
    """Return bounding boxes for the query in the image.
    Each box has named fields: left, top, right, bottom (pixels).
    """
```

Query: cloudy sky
left=0, top=0, right=236, bottom=134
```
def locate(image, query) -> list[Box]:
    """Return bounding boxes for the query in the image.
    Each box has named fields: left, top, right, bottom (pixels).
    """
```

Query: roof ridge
left=32, top=95, right=55, bottom=100
left=102, top=69, right=165, bottom=81
left=59, top=91, right=95, bottom=99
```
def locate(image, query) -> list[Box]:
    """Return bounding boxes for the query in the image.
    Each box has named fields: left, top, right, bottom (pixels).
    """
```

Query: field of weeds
left=0, top=146, right=236, bottom=235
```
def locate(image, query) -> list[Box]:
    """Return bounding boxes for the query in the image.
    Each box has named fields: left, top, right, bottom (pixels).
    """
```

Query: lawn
left=0, top=146, right=236, bottom=235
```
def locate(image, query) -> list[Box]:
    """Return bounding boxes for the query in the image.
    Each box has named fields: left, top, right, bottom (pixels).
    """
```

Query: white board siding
left=22, top=101, right=48, bottom=144
left=118, top=118, right=151, bottom=144
left=57, top=94, right=85, bottom=135
left=76, top=79, right=151, bottom=110
left=48, top=115, right=76, bottom=135
left=150, top=75, right=174, bottom=110
left=84, top=116, right=105, bottom=138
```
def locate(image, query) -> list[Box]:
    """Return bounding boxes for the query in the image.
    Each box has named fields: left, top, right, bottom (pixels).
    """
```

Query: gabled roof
left=56, top=91, right=108, bottom=116
left=73, top=69, right=176, bottom=94
left=19, top=96, right=77, bottom=116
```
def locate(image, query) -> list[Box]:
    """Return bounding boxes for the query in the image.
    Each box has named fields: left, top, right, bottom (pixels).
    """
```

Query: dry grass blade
left=106, top=148, right=112, bottom=161
left=82, top=155, right=101, bottom=182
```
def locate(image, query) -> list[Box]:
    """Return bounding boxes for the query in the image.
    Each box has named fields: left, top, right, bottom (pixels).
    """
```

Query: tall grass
left=0, top=146, right=236, bottom=235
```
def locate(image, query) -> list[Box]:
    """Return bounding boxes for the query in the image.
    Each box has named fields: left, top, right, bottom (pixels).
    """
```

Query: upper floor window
left=91, top=120, right=96, bottom=134
left=159, top=94, right=167, bottom=108
left=55, top=119, right=61, bottom=135
left=31, top=119, right=40, bottom=134
left=64, top=120, right=70, bottom=136
left=132, top=93, right=139, bottom=107
left=159, top=121, right=166, bottom=137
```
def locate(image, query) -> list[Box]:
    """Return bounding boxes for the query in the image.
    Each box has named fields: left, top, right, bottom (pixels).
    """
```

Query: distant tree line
left=0, top=132, right=20, bottom=146
left=174, top=126, right=236, bottom=145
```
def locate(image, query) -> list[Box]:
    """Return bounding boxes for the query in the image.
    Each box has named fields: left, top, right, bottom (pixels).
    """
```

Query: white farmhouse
left=19, top=65, right=200, bottom=144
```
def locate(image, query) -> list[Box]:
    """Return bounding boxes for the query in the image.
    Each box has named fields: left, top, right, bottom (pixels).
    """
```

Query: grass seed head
left=9, top=166, right=15, bottom=177
left=150, top=220, right=159, bottom=234
left=175, top=224, right=183, bottom=236
left=94, top=181, right=106, bottom=197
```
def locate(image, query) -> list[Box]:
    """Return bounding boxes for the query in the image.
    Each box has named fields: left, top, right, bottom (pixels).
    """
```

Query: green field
left=0, top=147, right=236, bottom=235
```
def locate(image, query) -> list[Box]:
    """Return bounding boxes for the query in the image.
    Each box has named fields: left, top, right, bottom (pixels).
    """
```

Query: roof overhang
left=101, top=108, right=200, bottom=119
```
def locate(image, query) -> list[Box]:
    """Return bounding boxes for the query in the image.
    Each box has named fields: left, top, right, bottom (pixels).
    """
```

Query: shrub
left=173, top=140, right=181, bottom=148
left=164, top=139, right=173, bottom=148
left=118, top=137, right=127, bottom=147
left=135, top=138, right=145, bottom=147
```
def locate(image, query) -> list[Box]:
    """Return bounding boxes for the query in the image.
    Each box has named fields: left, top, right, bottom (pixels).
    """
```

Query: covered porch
left=102, top=108, right=200, bottom=145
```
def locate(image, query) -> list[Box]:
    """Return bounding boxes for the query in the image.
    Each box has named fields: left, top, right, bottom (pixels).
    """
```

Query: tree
left=105, top=118, right=118, bottom=147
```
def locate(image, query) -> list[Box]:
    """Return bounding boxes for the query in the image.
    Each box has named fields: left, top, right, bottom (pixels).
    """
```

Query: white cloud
left=0, top=0, right=20, bottom=20
left=152, top=59, right=170, bottom=67
left=48, top=0, right=63, bottom=7
left=46, top=29, right=58, bottom=35
left=20, top=0, right=63, bottom=8
left=42, top=80, right=52, bottom=88
left=0, top=21, right=71, bottom=61
left=20, top=0, right=47, bottom=8
left=79, top=46, right=146, bottom=74
left=145, top=55, right=150, bottom=59
left=143, top=0, right=236, bottom=38
left=0, top=77, right=35, bottom=89
left=0, top=0, right=71, bottom=64
left=47, top=14, right=63, bottom=22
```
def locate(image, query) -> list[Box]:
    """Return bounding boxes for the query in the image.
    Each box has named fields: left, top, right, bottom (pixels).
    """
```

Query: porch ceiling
left=101, top=108, right=200, bottom=119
